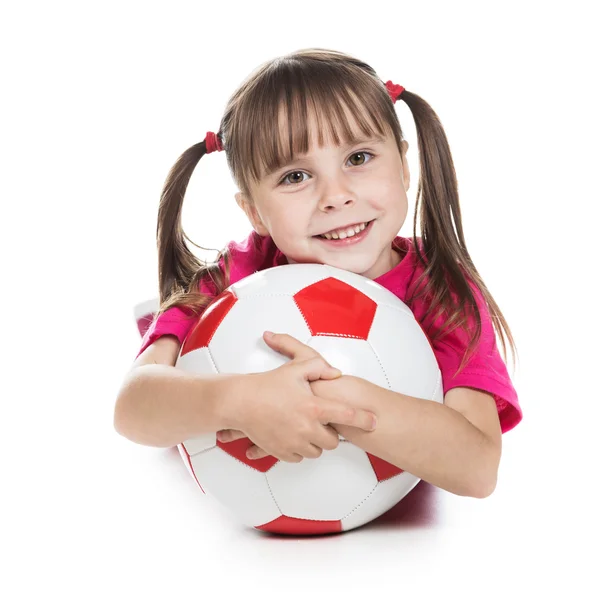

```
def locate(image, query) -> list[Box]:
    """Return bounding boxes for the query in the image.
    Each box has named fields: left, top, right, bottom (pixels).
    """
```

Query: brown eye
left=281, top=171, right=308, bottom=186
left=288, top=172, right=306, bottom=184
left=349, top=152, right=369, bottom=166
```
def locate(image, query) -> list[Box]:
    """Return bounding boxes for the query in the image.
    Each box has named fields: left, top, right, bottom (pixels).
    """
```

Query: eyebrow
left=266, top=135, right=387, bottom=179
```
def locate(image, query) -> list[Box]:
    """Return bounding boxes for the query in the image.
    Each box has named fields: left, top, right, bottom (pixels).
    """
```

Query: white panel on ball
left=368, top=305, right=443, bottom=401
left=189, top=448, right=282, bottom=528
left=208, top=295, right=312, bottom=375
left=309, top=336, right=389, bottom=389
left=341, top=472, right=422, bottom=531
left=268, top=442, right=377, bottom=520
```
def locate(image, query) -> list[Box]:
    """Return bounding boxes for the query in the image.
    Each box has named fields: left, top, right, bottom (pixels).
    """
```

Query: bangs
left=238, top=66, right=391, bottom=186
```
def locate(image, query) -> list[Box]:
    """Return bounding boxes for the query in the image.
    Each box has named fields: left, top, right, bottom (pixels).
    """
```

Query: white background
left=2, top=1, right=598, bottom=598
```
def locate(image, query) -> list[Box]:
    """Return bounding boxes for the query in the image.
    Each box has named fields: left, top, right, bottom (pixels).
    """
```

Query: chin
left=329, top=258, right=377, bottom=277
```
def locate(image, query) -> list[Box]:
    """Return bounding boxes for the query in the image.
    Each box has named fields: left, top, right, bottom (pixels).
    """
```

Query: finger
left=263, top=331, right=318, bottom=361
left=319, top=365, right=344, bottom=379
left=303, top=356, right=343, bottom=382
left=321, top=402, right=377, bottom=431
left=216, top=429, right=247, bottom=442
left=323, top=424, right=340, bottom=436
left=264, top=333, right=341, bottom=378
left=312, top=424, right=342, bottom=451
left=246, top=445, right=270, bottom=460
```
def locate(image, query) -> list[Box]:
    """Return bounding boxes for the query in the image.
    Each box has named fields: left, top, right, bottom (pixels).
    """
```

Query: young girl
left=114, top=48, right=522, bottom=499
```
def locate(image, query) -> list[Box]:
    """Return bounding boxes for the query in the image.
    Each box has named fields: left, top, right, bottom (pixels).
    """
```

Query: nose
left=318, top=178, right=356, bottom=212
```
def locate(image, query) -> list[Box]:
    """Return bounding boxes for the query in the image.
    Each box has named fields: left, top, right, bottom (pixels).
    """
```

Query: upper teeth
left=319, top=222, right=368, bottom=240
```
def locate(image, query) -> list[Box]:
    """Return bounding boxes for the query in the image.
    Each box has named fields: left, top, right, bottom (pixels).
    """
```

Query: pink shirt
left=136, top=231, right=522, bottom=434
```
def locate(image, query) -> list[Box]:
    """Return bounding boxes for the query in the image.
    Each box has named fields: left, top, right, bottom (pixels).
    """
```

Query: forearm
left=314, top=377, right=496, bottom=498
left=114, top=365, right=243, bottom=448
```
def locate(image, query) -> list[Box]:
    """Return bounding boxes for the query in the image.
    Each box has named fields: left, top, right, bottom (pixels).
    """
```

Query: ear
left=400, top=140, right=410, bottom=191
left=235, top=192, right=269, bottom=236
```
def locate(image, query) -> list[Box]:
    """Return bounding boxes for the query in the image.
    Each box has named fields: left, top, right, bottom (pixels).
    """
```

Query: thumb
left=302, top=356, right=343, bottom=382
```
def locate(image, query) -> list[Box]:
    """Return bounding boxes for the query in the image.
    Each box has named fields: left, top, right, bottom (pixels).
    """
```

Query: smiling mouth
left=311, top=219, right=376, bottom=246
left=313, top=219, right=375, bottom=239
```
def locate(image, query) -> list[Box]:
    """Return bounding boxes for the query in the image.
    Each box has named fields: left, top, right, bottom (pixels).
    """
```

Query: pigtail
left=153, top=135, right=233, bottom=322
left=400, top=91, right=517, bottom=374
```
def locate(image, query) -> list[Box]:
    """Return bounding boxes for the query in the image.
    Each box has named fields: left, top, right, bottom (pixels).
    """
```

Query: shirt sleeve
left=423, top=280, right=522, bottom=434
left=134, top=273, right=219, bottom=361
left=135, top=306, right=198, bottom=360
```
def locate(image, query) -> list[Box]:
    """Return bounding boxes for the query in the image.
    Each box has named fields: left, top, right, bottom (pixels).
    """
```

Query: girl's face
left=235, top=112, right=410, bottom=280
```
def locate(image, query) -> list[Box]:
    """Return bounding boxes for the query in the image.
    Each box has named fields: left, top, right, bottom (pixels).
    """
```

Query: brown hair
left=151, top=48, right=518, bottom=375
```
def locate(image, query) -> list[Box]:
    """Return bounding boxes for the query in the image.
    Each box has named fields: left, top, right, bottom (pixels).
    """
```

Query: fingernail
left=371, top=416, right=377, bottom=430
left=264, top=331, right=274, bottom=338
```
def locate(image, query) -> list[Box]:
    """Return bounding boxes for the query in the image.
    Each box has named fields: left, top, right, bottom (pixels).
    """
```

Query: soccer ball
left=137, top=263, right=443, bottom=535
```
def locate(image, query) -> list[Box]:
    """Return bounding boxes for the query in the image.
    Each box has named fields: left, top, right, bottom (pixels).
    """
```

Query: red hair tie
left=385, top=80, right=405, bottom=103
left=205, top=131, right=223, bottom=153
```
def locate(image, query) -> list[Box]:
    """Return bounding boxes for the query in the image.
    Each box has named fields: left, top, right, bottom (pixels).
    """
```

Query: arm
left=114, top=364, right=245, bottom=448
left=117, top=334, right=248, bottom=448
left=312, top=376, right=502, bottom=498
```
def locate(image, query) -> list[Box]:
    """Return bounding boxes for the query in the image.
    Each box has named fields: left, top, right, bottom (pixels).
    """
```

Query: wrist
left=211, top=372, right=254, bottom=430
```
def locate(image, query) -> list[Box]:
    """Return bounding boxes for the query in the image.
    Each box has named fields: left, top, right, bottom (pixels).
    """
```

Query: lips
left=314, top=219, right=374, bottom=238
left=320, top=221, right=367, bottom=236
left=313, top=218, right=375, bottom=246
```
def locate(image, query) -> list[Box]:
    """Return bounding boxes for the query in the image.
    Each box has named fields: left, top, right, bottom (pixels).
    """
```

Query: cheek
left=276, top=216, right=304, bottom=236
left=278, top=207, right=311, bottom=231
left=395, top=190, right=409, bottom=214
left=269, top=213, right=309, bottom=248
left=368, top=181, right=406, bottom=211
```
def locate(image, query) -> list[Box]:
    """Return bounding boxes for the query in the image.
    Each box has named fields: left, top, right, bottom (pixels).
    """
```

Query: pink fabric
left=136, top=231, right=522, bottom=434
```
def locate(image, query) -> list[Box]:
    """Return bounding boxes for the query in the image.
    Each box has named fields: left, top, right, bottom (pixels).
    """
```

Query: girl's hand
left=216, top=332, right=373, bottom=460
left=217, top=375, right=361, bottom=459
